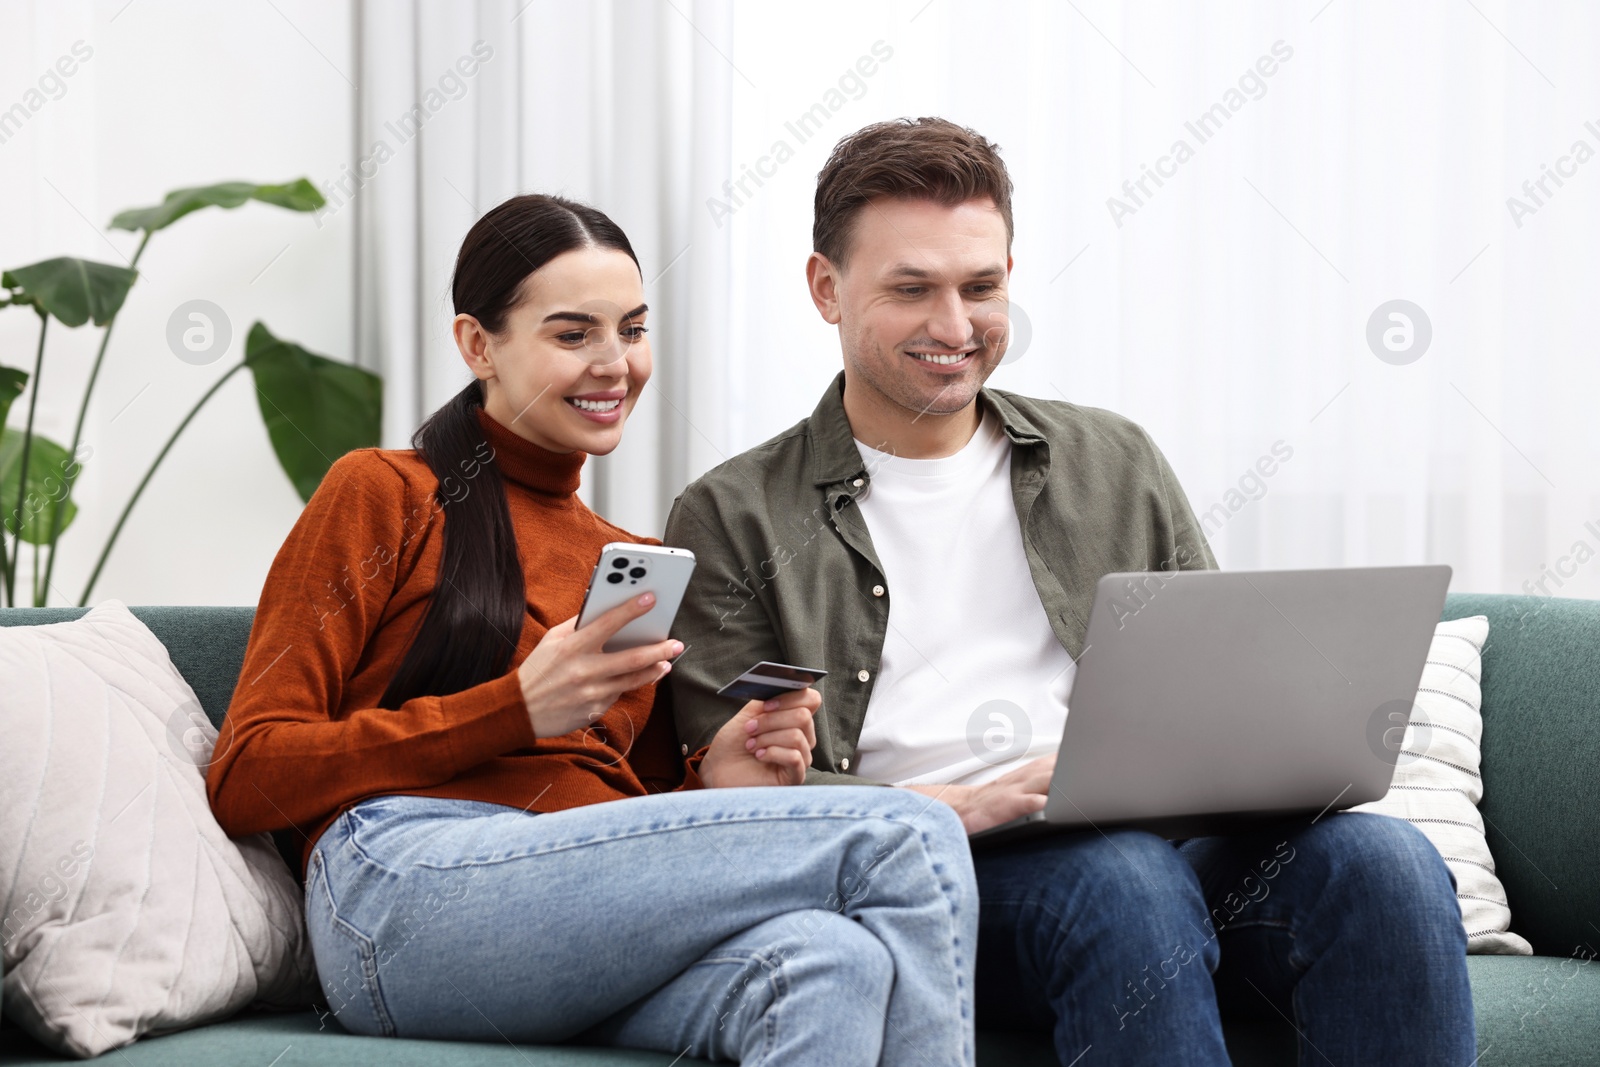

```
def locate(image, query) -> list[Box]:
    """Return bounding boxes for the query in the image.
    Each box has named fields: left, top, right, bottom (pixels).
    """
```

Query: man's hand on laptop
left=904, top=755, right=1055, bottom=836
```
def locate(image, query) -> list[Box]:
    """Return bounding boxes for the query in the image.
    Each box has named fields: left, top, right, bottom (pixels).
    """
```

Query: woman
left=204, top=194, right=977, bottom=1067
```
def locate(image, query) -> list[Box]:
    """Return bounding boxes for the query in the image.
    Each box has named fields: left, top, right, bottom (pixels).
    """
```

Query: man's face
left=809, top=196, right=1012, bottom=419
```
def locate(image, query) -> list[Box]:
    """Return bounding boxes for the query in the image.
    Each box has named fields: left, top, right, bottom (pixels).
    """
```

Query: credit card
left=715, top=660, right=829, bottom=702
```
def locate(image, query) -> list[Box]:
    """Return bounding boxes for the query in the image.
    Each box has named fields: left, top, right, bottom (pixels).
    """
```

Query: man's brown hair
left=812, top=116, right=1014, bottom=267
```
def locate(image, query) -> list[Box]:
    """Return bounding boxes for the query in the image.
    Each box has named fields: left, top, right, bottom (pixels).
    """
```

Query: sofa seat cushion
left=0, top=1010, right=681, bottom=1066
left=0, top=1015, right=1293, bottom=1066
left=0, top=1013, right=1091, bottom=1065
left=0, top=1012, right=1296, bottom=1066
left=1464, top=953, right=1600, bottom=1065
left=9, top=962, right=1586, bottom=1067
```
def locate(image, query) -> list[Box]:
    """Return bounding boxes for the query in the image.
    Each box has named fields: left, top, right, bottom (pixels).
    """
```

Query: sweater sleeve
left=205, top=450, right=537, bottom=839
left=628, top=682, right=705, bottom=793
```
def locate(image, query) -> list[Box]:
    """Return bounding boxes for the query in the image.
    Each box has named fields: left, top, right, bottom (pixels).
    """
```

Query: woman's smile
left=564, top=388, right=627, bottom=423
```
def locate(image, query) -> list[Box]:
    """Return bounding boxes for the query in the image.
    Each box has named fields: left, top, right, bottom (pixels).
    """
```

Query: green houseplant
left=0, top=179, right=382, bottom=607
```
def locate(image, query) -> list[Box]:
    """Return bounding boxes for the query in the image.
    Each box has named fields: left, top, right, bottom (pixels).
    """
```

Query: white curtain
left=356, top=0, right=1600, bottom=598
left=353, top=0, right=734, bottom=535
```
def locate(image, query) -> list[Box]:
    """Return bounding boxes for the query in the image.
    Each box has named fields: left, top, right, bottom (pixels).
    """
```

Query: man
left=665, top=117, right=1473, bottom=1065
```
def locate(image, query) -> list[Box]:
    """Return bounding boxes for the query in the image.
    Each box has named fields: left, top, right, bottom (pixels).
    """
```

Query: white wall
left=717, top=0, right=1600, bottom=599
left=1, top=0, right=354, bottom=606
left=4, top=0, right=1598, bottom=608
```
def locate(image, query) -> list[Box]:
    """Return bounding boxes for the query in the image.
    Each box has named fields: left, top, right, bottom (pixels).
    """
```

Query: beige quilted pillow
left=1351, top=614, right=1532, bottom=955
left=0, top=599, right=315, bottom=1057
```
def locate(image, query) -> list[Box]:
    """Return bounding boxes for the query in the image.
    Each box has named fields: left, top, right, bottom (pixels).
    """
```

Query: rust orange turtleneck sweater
left=205, top=405, right=701, bottom=878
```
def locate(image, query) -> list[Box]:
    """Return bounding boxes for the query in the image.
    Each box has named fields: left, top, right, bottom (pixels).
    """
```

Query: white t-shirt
left=852, top=410, right=1075, bottom=786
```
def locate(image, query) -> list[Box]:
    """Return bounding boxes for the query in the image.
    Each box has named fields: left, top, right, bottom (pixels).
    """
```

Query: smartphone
left=716, top=660, right=830, bottom=703
left=576, top=543, right=697, bottom=653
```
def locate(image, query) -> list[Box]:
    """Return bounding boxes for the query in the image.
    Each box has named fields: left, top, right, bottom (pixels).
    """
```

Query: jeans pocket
left=347, top=795, right=535, bottom=870
left=346, top=794, right=409, bottom=821
left=304, top=847, right=398, bottom=1038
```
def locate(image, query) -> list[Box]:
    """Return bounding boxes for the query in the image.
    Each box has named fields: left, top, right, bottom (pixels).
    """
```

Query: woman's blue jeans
left=303, top=787, right=977, bottom=1066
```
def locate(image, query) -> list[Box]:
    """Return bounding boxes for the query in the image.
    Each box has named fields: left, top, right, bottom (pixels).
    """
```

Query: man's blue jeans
left=973, top=811, right=1475, bottom=1065
left=303, top=787, right=977, bottom=1066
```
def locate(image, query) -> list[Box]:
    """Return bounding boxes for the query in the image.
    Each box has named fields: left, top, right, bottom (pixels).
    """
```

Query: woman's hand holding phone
left=518, top=592, right=680, bottom=738
left=699, top=688, right=820, bottom=789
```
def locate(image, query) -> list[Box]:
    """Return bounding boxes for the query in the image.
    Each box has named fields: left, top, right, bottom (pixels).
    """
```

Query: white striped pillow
left=0, top=599, right=316, bottom=1057
left=1350, top=614, right=1532, bottom=954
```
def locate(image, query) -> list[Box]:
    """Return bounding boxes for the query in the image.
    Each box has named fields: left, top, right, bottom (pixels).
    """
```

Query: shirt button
left=857, top=669, right=870, bottom=682
left=852, top=477, right=864, bottom=487
left=841, top=758, right=851, bottom=771
left=871, top=584, right=885, bottom=597
left=680, top=744, right=688, bottom=755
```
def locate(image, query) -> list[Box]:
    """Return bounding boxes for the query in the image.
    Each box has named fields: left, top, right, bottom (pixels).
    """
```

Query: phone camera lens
left=606, top=572, right=624, bottom=584
left=612, top=557, right=629, bottom=568
left=628, top=566, right=647, bottom=578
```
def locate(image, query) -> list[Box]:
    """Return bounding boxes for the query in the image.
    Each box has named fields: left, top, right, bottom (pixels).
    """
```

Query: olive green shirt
left=662, top=371, right=1218, bottom=785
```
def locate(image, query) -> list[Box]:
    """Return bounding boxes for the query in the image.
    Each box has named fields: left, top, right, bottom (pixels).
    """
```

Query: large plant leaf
left=244, top=322, right=382, bottom=503
left=0, top=428, right=78, bottom=543
left=0, top=258, right=139, bottom=327
left=0, top=365, right=26, bottom=431
left=110, top=179, right=325, bottom=234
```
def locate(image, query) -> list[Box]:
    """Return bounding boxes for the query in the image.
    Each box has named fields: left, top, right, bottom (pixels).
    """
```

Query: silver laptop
left=970, top=564, right=1452, bottom=845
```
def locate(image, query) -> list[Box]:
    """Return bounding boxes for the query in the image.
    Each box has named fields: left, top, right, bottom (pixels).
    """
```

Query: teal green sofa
left=3, top=593, right=1597, bottom=1065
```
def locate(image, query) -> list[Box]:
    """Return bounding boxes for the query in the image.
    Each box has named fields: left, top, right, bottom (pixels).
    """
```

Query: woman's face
left=456, top=246, right=650, bottom=456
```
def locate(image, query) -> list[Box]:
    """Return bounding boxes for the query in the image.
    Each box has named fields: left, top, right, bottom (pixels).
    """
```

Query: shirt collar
left=806, top=369, right=1047, bottom=488
left=474, top=404, right=585, bottom=497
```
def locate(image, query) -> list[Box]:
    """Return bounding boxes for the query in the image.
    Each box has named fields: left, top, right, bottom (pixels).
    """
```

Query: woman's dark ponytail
left=377, top=194, right=640, bottom=709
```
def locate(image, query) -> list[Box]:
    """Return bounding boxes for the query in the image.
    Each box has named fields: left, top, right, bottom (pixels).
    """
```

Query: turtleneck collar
left=474, top=404, right=585, bottom=498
